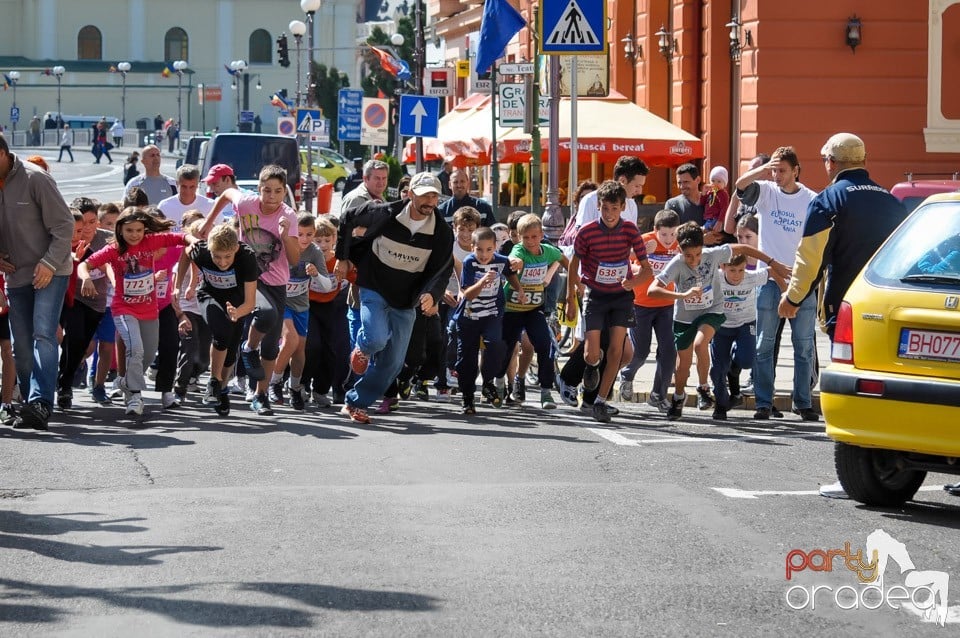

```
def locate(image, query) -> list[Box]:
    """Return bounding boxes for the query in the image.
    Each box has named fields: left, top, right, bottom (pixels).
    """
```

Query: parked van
left=198, top=133, right=302, bottom=208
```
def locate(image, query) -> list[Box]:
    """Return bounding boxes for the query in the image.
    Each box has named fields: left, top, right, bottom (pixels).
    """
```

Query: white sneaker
left=741, top=379, right=755, bottom=397
left=445, top=369, right=458, bottom=389
left=161, top=391, right=181, bottom=410
left=245, top=386, right=258, bottom=402
left=312, top=392, right=332, bottom=408
left=125, top=393, right=144, bottom=416
left=558, top=378, right=579, bottom=407
left=146, top=366, right=158, bottom=381
left=819, top=481, right=849, bottom=499
left=618, top=379, right=634, bottom=402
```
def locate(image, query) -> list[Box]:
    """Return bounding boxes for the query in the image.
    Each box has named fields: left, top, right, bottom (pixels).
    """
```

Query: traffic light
left=277, top=34, right=290, bottom=68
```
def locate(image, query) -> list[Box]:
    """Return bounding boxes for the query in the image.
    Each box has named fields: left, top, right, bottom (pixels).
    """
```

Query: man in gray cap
left=333, top=171, right=453, bottom=423
left=778, top=132, right=908, bottom=499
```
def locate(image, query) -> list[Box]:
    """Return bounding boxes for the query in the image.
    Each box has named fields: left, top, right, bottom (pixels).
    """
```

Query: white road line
left=586, top=428, right=640, bottom=447
left=712, top=486, right=946, bottom=500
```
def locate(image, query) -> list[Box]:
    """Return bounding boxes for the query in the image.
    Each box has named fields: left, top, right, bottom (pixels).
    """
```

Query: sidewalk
left=609, top=323, right=830, bottom=412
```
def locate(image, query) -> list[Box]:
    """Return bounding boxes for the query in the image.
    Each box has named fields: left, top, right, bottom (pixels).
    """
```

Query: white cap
left=409, top=172, right=441, bottom=196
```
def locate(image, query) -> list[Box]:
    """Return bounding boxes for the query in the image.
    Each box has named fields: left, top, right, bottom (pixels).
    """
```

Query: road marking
left=586, top=425, right=828, bottom=447
left=586, top=428, right=641, bottom=446
left=712, top=486, right=946, bottom=500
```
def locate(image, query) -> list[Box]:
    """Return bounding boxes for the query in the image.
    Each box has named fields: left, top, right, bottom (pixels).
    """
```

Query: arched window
left=164, top=27, right=188, bottom=61
left=78, top=25, right=102, bottom=60
left=249, top=29, right=272, bottom=64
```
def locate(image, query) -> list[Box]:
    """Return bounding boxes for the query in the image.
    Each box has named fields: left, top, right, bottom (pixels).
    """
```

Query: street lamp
left=174, top=59, right=187, bottom=134
left=52, top=66, right=65, bottom=136
left=289, top=20, right=306, bottom=106
left=8, top=71, right=19, bottom=137
left=229, top=59, right=247, bottom=130
left=197, top=82, right=206, bottom=134
left=117, top=62, right=131, bottom=127
left=300, top=0, right=322, bottom=213
left=391, top=33, right=405, bottom=160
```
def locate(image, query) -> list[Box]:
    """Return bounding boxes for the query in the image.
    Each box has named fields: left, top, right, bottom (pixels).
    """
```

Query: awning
left=403, top=91, right=702, bottom=168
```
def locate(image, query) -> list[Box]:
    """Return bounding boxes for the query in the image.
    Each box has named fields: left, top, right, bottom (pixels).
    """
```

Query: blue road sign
left=337, top=88, right=363, bottom=142
left=540, top=0, right=607, bottom=55
left=398, top=95, right=440, bottom=138
left=296, top=108, right=321, bottom=133
left=10, top=106, right=20, bottom=123
left=240, top=110, right=255, bottom=124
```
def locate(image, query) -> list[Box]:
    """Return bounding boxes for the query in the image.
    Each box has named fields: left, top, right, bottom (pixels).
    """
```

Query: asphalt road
left=2, top=385, right=958, bottom=637
left=2, top=150, right=957, bottom=636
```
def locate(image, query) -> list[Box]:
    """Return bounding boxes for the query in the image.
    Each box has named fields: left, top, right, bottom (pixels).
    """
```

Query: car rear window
left=866, top=201, right=960, bottom=286
left=209, top=137, right=299, bottom=183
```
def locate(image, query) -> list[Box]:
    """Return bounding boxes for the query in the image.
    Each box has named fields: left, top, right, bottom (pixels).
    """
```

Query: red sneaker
left=339, top=404, right=370, bottom=424
left=350, top=347, right=370, bottom=375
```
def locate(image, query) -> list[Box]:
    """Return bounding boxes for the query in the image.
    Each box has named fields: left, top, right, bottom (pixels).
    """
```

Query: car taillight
left=831, top=301, right=854, bottom=364
left=856, top=379, right=885, bottom=396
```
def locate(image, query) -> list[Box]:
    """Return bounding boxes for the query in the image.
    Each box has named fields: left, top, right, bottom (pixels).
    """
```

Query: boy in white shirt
left=708, top=254, right=778, bottom=420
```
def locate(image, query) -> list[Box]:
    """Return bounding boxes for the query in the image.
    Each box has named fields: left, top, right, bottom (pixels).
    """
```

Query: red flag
left=369, top=45, right=402, bottom=78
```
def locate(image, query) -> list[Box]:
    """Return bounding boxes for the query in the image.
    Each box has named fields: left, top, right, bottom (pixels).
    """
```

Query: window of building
left=250, top=29, right=272, bottom=64
left=78, top=25, right=102, bottom=60
left=165, top=27, right=189, bottom=61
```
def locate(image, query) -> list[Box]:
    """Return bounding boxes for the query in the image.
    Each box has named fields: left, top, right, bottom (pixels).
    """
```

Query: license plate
left=898, top=328, right=960, bottom=362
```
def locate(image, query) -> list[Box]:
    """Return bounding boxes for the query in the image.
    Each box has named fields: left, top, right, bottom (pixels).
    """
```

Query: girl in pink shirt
left=78, top=208, right=192, bottom=416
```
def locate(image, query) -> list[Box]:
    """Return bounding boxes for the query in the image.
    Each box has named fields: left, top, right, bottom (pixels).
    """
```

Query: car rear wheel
left=834, top=442, right=926, bottom=507
left=335, top=177, right=346, bottom=192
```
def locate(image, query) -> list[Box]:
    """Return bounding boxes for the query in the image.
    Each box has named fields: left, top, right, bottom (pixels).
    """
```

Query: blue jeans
left=6, top=276, right=70, bottom=407
left=347, top=306, right=361, bottom=351
left=346, top=288, right=416, bottom=409
left=754, top=280, right=817, bottom=410
left=710, top=322, right=756, bottom=409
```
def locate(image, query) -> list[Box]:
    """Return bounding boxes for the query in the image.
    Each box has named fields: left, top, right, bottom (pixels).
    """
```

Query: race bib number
left=88, top=268, right=106, bottom=281
left=509, top=288, right=543, bottom=307
left=648, top=254, right=673, bottom=276
left=596, top=261, right=628, bottom=285
left=287, top=277, right=310, bottom=297
left=123, top=270, right=154, bottom=300
left=475, top=269, right=500, bottom=296
left=683, top=284, right=714, bottom=310
left=520, top=262, right=548, bottom=285
left=202, top=268, right=237, bottom=289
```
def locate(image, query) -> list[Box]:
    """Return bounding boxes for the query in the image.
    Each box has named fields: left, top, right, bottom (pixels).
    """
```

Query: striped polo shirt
left=573, top=218, right=647, bottom=293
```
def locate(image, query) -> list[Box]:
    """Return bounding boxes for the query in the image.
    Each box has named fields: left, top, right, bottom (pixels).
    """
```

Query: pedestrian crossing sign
left=540, top=0, right=607, bottom=55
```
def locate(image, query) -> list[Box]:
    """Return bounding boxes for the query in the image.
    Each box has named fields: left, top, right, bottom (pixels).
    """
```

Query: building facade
left=0, top=0, right=359, bottom=135
left=429, top=0, right=960, bottom=199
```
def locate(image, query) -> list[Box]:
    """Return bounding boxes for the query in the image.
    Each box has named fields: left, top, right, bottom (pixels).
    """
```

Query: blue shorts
left=284, top=307, right=309, bottom=337
left=95, top=308, right=117, bottom=343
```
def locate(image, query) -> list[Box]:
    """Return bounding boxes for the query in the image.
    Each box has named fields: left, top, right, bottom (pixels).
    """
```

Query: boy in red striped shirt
left=566, top=180, right=653, bottom=423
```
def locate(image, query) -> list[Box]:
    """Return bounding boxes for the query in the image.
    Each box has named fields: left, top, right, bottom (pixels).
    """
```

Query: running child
left=648, top=221, right=790, bottom=421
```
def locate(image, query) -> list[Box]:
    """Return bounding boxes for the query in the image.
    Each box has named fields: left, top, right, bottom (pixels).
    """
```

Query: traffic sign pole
left=491, top=63, right=499, bottom=222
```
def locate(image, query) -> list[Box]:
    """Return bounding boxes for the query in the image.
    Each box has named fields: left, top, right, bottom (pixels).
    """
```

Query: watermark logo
left=670, top=141, right=693, bottom=156
left=785, top=529, right=950, bottom=626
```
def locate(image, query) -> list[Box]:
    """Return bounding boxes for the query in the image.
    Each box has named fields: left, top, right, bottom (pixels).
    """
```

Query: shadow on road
left=0, top=579, right=440, bottom=627
left=0, top=510, right=147, bottom=535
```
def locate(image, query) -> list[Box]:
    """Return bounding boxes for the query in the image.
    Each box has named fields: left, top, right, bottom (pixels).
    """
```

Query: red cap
left=203, top=163, right=235, bottom=184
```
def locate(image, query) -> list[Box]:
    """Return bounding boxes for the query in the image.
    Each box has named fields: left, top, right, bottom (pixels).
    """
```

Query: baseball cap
left=821, top=133, right=866, bottom=163
left=409, top=172, right=441, bottom=196
left=204, top=164, right=235, bottom=184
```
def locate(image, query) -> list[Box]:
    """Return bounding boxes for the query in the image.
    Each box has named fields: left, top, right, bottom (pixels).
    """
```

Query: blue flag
left=475, top=0, right=526, bottom=75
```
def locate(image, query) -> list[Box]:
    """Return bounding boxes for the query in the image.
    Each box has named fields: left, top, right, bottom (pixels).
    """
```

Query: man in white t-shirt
left=575, top=155, right=648, bottom=230
left=158, top=164, right=214, bottom=229
left=735, top=145, right=819, bottom=421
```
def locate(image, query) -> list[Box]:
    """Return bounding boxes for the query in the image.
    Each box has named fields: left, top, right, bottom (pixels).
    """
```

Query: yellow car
left=822, top=192, right=960, bottom=506
left=300, top=149, right=349, bottom=191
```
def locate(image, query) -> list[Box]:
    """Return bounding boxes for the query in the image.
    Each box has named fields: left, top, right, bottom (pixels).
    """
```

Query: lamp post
left=300, top=0, right=322, bottom=213
left=230, top=59, right=247, bottom=130
left=117, top=62, right=131, bottom=127
left=8, top=70, right=19, bottom=137
left=391, top=32, right=405, bottom=160
left=289, top=20, right=306, bottom=107
left=197, top=83, right=206, bottom=134
left=174, top=59, right=187, bottom=135
left=52, top=66, right=65, bottom=137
